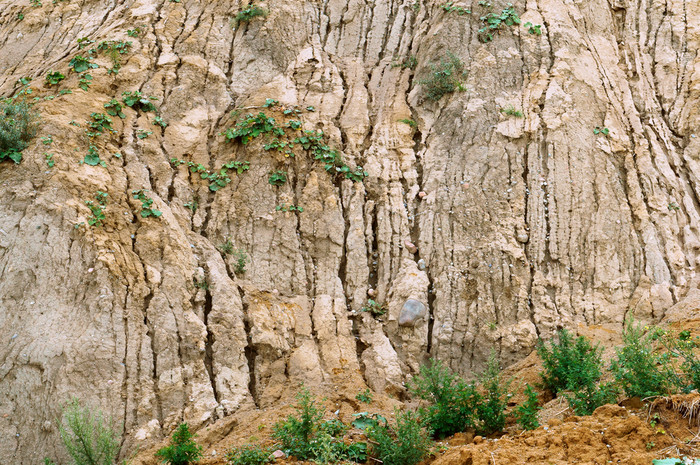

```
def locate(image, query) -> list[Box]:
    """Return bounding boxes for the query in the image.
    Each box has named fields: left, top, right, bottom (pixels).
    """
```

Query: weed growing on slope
left=593, top=126, right=610, bottom=136
left=524, top=21, right=542, bottom=35
left=419, top=52, right=467, bottom=101
left=234, top=2, right=267, bottom=26
left=122, top=91, right=158, bottom=112
left=57, top=398, right=121, bottom=465
left=170, top=158, right=251, bottom=192
left=391, top=55, right=418, bottom=70
left=478, top=4, right=521, bottom=42
left=275, top=203, right=303, bottom=213
left=398, top=118, right=417, bottom=127
left=97, top=40, right=132, bottom=74
left=0, top=99, right=39, bottom=164
left=355, top=389, right=373, bottom=404
left=45, top=70, right=65, bottom=86
left=268, top=170, right=287, bottom=186
left=69, top=55, right=98, bottom=73
left=360, top=299, right=386, bottom=317
left=441, top=2, right=471, bottom=15
left=155, top=423, right=203, bottom=465
left=500, top=105, right=523, bottom=117
left=611, top=321, right=678, bottom=398
left=226, top=444, right=272, bottom=465
left=515, top=385, right=540, bottom=430
left=104, top=99, right=126, bottom=119
left=537, top=328, right=604, bottom=395
left=132, top=189, right=162, bottom=218
left=85, top=191, right=108, bottom=227
left=366, top=410, right=432, bottom=465
left=78, top=73, right=93, bottom=91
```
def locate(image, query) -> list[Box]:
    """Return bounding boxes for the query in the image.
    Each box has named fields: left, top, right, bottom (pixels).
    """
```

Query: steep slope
left=0, top=0, right=698, bottom=462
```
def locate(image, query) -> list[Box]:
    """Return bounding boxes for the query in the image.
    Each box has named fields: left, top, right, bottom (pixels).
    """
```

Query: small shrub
left=419, top=52, right=467, bottom=101
left=0, top=99, right=39, bottom=164
left=155, top=423, right=203, bottom=465
left=272, top=387, right=323, bottom=461
left=611, top=322, right=676, bottom=398
left=355, top=389, right=373, bottom=404
left=132, top=189, right=162, bottom=218
left=234, top=2, right=267, bottom=25
left=268, top=170, right=287, bottom=186
left=232, top=249, right=248, bottom=274
left=536, top=329, right=604, bottom=395
left=475, top=354, right=511, bottom=435
left=57, top=398, right=121, bottom=465
left=226, top=444, right=271, bottom=465
left=360, top=299, right=386, bottom=317
left=45, top=70, right=66, bottom=86
left=408, top=359, right=480, bottom=438
left=515, top=385, right=540, bottom=430
left=366, top=410, right=432, bottom=465
left=662, top=330, right=700, bottom=392
left=564, top=381, right=619, bottom=415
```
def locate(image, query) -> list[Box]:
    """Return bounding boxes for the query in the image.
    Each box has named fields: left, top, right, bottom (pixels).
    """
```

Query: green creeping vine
left=132, top=189, right=162, bottom=218
left=170, top=159, right=251, bottom=192
left=222, top=110, right=368, bottom=182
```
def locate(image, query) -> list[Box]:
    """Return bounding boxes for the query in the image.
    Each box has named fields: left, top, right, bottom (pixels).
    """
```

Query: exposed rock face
left=0, top=0, right=698, bottom=462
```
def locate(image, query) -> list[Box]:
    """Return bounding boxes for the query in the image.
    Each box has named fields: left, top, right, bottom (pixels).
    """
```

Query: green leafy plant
left=263, top=98, right=279, bottom=108
left=232, top=249, right=248, bottom=274
left=153, top=116, right=168, bottom=128
left=45, top=70, right=66, bottom=86
left=268, top=170, right=287, bottom=186
left=69, top=55, right=99, bottom=73
left=45, top=152, right=55, bottom=167
left=275, top=203, right=303, bottom=212
left=524, top=21, right=542, bottom=35
left=155, top=423, right=203, bottom=465
left=500, top=105, right=523, bottom=117
left=83, top=144, right=105, bottom=167
left=85, top=191, right=108, bottom=227
left=419, top=52, right=467, bottom=101
left=97, top=40, right=132, bottom=74
left=41, top=135, right=53, bottom=145
left=104, top=99, right=126, bottom=119
left=408, top=359, right=480, bottom=438
left=398, top=118, right=417, bottom=127
left=441, top=2, right=471, bottom=15
left=366, top=409, right=432, bottom=465
left=77, top=37, right=95, bottom=49
left=536, top=329, right=604, bottom=395
left=475, top=354, right=511, bottom=435
left=391, top=55, right=418, bottom=70
left=272, top=387, right=323, bottom=460
left=78, top=73, right=93, bottom=91
left=360, top=299, right=386, bottom=317
left=223, top=112, right=284, bottom=145
left=136, top=129, right=153, bottom=139
left=31, top=0, right=42, bottom=6
left=122, top=91, right=158, bottom=112
left=132, top=189, right=162, bottom=218
left=57, top=398, right=121, bottom=465
left=170, top=158, right=251, bottom=192
left=661, top=330, right=700, bottom=392
left=0, top=99, right=39, bottom=164
left=226, top=444, right=272, bottom=465
left=515, top=385, right=540, bottom=430
left=611, top=322, right=677, bottom=398
left=593, top=126, right=610, bottom=135
left=355, top=389, right=373, bottom=404
left=565, top=381, right=619, bottom=415
left=234, top=2, right=267, bottom=25
left=127, top=27, right=141, bottom=37
left=478, top=3, right=521, bottom=42
left=88, top=113, right=113, bottom=134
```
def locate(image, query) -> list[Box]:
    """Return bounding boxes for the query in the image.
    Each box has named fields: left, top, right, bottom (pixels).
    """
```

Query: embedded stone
left=398, top=299, right=427, bottom=327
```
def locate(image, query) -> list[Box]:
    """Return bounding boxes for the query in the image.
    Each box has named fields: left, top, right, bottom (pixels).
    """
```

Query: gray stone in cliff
left=398, top=299, right=427, bottom=327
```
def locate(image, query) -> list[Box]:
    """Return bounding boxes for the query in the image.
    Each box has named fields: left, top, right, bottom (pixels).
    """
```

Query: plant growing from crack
left=391, top=55, right=418, bottom=70
left=268, top=170, right=287, bottom=186
left=524, top=21, right=542, bottom=35
left=478, top=3, right=521, bottom=42
left=419, top=52, right=467, bottom=101
left=122, top=91, right=158, bottom=112
left=69, top=55, right=98, bottom=73
left=361, top=299, right=386, bottom=317
left=104, top=99, right=126, bottom=119
left=441, top=2, right=470, bottom=15
left=97, top=40, right=132, bottom=74
left=170, top=158, right=251, bottom=192
left=500, top=105, right=523, bottom=117
left=593, top=126, right=610, bottom=136
left=132, top=189, right=162, bottom=218
left=85, top=191, right=108, bottom=227
left=234, top=2, right=267, bottom=26
left=276, top=203, right=303, bottom=212
left=219, top=238, right=249, bottom=274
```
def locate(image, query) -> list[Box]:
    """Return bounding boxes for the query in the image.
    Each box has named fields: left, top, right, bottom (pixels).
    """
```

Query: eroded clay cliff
left=0, top=0, right=698, bottom=462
